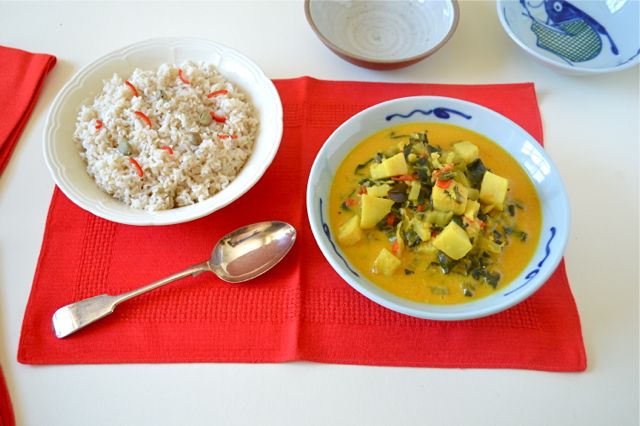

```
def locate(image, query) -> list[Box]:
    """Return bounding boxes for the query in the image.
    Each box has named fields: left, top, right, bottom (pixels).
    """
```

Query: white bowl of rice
left=44, top=38, right=283, bottom=225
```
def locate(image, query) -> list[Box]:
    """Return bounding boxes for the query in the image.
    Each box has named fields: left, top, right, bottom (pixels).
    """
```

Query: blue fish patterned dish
left=498, top=0, right=639, bottom=75
left=306, top=97, right=570, bottom=320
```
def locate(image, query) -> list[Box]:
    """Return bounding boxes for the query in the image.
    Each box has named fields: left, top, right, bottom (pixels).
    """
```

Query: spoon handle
left=52, top=261, right=211, bottom=338
left=117, top=261, right=210, bottom=304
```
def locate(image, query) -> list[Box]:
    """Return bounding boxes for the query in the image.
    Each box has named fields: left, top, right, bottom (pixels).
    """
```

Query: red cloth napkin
left=18, top=78, right=586, bottom=371
left=0, top=365, right=14, bottom=426
left=0, top=45, right=56, bottom=176
left=1, top=44, right=55, bottom=426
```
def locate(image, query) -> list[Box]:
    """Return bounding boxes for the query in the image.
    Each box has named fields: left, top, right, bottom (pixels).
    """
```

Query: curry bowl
left=306, top=97, right=570, bottom=320
left=44, top=37, right=283, bottom=225
left=497, top=0, right=640, bottom=75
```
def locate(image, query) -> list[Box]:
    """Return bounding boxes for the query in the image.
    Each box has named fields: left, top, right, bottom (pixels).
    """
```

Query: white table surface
left=1, top=1, right=638, bottom=425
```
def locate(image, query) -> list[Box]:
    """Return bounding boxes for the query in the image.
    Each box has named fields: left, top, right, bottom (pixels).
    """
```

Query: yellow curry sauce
left=329, top=123, right=541, bottom=304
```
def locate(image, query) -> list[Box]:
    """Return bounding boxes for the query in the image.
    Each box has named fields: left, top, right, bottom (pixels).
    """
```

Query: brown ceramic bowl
left=305, top=0, right=459, bottom=70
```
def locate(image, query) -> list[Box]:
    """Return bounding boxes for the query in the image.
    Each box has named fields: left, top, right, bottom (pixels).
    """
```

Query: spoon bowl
left=211, top=221, right=297, bottom=283
left=52, top=221, right=296, bottom=338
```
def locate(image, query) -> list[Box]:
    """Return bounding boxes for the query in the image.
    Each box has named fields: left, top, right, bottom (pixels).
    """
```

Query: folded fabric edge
left=0, top=51, right=57, bottom=176
left=16, top=188, right=61, bottom=364
left=16, top=356, right=586, bottom=372
left=0, top=364, right=15, bottom=426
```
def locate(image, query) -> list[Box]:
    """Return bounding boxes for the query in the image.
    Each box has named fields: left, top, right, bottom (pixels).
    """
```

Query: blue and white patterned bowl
left=498, top=0, right=639, bottom=75
left=306, top=96, right=570, bottom=320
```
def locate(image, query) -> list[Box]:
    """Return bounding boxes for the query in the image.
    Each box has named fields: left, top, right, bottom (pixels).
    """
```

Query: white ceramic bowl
left=44, top=37, right=283, bottom=225
left=305, top=0, right=459, bottom=70
left=498, top=0, right=640, bottom=75
left=307, top=96, right=570, bottom=320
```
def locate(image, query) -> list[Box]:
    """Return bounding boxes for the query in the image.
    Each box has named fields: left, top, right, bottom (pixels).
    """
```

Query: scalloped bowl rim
left=306, top=96, right=570, bottom=320
left=44, top=37, right=283, bottom=225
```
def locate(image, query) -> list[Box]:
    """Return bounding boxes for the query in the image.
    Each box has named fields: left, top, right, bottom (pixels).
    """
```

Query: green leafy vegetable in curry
left=329, top=123, right=540, bottom=304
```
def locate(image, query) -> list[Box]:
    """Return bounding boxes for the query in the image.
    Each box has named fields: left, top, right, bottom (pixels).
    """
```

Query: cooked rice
left=74, top=61, right=258, bottom=211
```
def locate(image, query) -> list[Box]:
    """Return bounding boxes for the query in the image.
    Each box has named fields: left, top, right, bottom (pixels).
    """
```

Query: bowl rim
left=496, top=0, right=640, bottom=75
left=43, top=36, right=283, bottom=226
left=306, top=95, right=570, bottom=320
left=304, top=0, right=460, bottom=67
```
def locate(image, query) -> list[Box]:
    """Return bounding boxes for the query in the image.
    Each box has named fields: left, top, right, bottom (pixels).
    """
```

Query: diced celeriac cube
left=337, top=215, right=362, bottom=246
left=433, top=221, right=472, bottom=260
left=360, top=195, right=394, bottom=229
left=372, top=248, right=402, bottom=276
left=453, top=141, right=479, bottom=164
left=479, top=171, right=508, bottom=211
left=369, top=153, right=408, bottom=179
left=365, top=184, right=391, bottom=198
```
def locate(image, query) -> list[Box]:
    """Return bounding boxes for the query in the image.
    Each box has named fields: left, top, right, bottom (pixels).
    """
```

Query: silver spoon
left=52, top=221, right=296, bottom=338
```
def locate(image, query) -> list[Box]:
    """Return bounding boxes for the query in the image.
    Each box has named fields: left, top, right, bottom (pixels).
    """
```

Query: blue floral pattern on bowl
left=504, top=227, right=557, bottom=296
left=386, top=107, right=471, bottom=122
